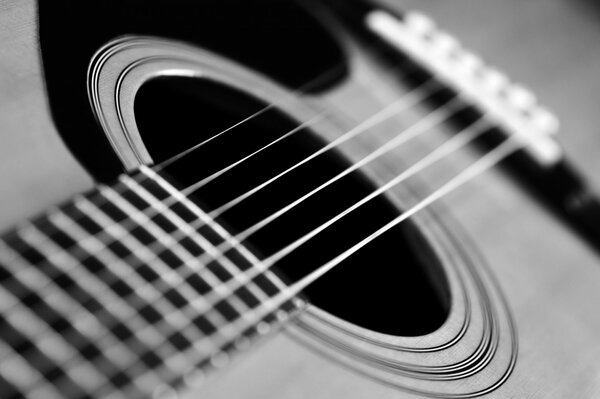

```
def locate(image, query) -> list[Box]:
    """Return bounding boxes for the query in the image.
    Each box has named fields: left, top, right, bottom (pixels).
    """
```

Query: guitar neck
left=0, top=166, right=301, bottom=398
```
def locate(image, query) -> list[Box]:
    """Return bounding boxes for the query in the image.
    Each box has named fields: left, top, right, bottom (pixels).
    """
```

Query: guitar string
left=3, top=56, right=431, bottom=260
left=6, top=80, right=455, bottom=334
left=3, top=83, right=450, bottom=396
left=2, top=77, right=441, bottom=303
left=185, top=98, right=468, bottom=262
left=95, top=134, right=525, bottom=397
left=11, top=46, right=422, bottom=251
left=15, top=110, right=491, bottom=397
left=0, top=21, right=518, bottom=395
left=149, top=36, right=427, bottom=174
left=0, top=76, right=448, bottom=394
left=29, top=112, right=492, bottom=399
left=0, top=51, right=496, bottom=398
left=181, top=78, right=438, bottom=202
left=151, top=63, right=349, bottom=172
left=111, top=93, right=469, bottom=303
left=1, top=50, right=492, bottom=396
left=0, top=77, right=448, bottom=354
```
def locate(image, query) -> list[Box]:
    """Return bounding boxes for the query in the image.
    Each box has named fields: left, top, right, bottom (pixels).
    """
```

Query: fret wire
left=130, top=171, right=273, bottom=289
left=24, top=175, right=271, bottom=334
left=58, top=208, right=215, bottom=364
left=0, top=278, right=104, bottom=398
left=3, top=229, right=165, bottom=391
left=0, top=177, right=127, bottom=265
left=0, top=241, right=155, bottom=398
left=132, top=94, right=460, bottom=290
left=217, top=138, right=528, bottom=351
left=0, top=43, right=438, bottom=396
left=0, top=339, right=58, bottom=399
left=99, top=185, right=238, bottom=328
left=51, top=205, right=231, bottom=352
left=69, top=269, right=298, bottom=395
left=122, top=295, right=303, bottom=396
left=5, top=173, right=292, bottom=342
left=107, top=172, right=298, bottom=334
left=62, top=174, right=304, bottom=396
left=137, top=168, right=289, bottom=295
left=47, top=211, right=189, bottom=353
left=74, top=197, right=206, bottom=339
left=124, top=172, right=299, bottom=318
left=119, top=174, right=296, bottom=318
left=52, top=210, right=299, bottom=397
left=85, top=309, right=280, bottom=398
left=78, top=192, right=251, bottom=345
left=80, top=186, right=290, bottom=349
left=95, top=187, right=228, bottom=324
left=128, top=108, right=487, bottom=337
left=11, top=218, right=216, bottom=397
left=1, top=59, right=437, bottom=300
left=1, top=169, right=299, bottom=397
left=7, top=90, right=448, bottom=350
left=117, top=177, right=264, bottom=317
left=3, top=78, right=433, bottom=282
left=78, top=295, right=286, bottom=396
left=19, top=48, right=423, bottom=268
left=14, top=220, right=247, bottom=397
left=89, top=302, right=300, bottom=398
left=135, top=175, right=285, bottom=303
left=47, top=211, right=198, bottom=371
left=13, top=195, right=243, bottom=335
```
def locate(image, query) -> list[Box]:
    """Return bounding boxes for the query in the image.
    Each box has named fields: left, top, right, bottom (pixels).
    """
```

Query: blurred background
left=382, top=0, right=600, bottom=190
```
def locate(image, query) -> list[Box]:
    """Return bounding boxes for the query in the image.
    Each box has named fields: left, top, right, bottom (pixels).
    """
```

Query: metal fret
left=47, top=211, right=190, bottom=359
left=139, top=167, right=290, bottom=301
left=0, top=248, right=114, bottom=383
left=49, top=209, right=205, bottom=366
left=115, top=173, right=295, bottom=343
left=118, top=177, right=257, bottom=322
left=99, top=185, right=234, bottom=328
left=0, top=275, right=94, bottom=398
left=0, top=168, right=300, bottom=398
left=2, top=230, right=157, bottom=395
left=74, top=197, right=203, bottom=337
left=37, top=211, right=216, bottom=395
left=75, top=193, right=244, bottom=347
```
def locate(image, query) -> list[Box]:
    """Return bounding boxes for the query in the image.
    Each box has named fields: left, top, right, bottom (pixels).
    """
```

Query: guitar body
left=1, top=0, right=600, bottom=398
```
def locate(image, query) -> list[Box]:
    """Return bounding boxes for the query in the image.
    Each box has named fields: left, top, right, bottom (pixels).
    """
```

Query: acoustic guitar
left=1, top=0, right=600, bottom=398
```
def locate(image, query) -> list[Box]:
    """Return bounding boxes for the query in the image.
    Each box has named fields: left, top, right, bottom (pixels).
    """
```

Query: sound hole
left=39, top=0, right=348, bottom=181
left=134, top=76, right=450, bottom=337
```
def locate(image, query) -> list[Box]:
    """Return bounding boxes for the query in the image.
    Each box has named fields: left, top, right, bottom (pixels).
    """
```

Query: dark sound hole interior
left=134, top=76, right=451, bottom=337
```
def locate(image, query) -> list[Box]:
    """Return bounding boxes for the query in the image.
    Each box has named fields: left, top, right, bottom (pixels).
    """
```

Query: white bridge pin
left=531, top=107, right=560, bottom=133
left=405, top=12, right=436, bottom=35
left=506, top=85, right=537, bottom=110
left=480, top=68, right=510, bottom=93
left=456, top=51, right=484, bottom=74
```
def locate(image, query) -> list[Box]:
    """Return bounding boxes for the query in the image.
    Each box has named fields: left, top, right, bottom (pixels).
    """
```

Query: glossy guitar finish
left=1, top=0, right=600, bottom=398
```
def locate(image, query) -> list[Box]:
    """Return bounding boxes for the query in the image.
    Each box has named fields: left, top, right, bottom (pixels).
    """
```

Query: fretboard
left=0, top=165, right=302, bottom=399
